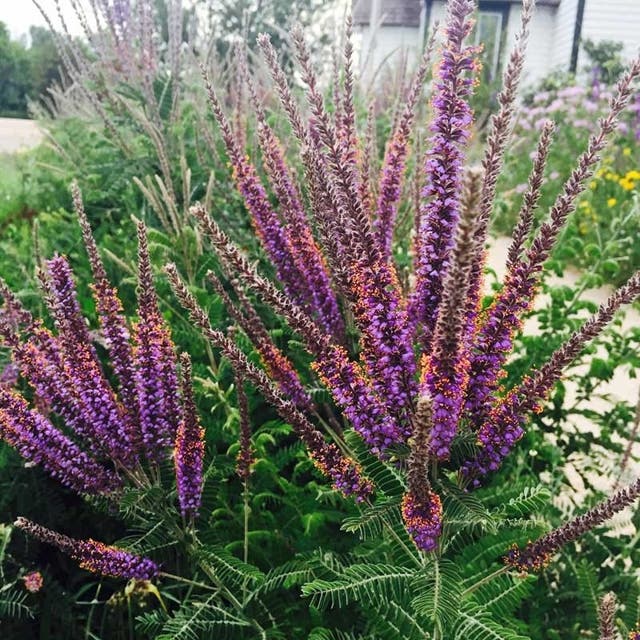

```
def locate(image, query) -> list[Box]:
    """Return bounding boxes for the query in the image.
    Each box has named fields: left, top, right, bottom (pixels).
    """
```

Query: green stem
left=158, top=571, right=219, bottom=592
left=242, top=479, right=250, bottom=603
left=460, top=565, right=510, bottom=597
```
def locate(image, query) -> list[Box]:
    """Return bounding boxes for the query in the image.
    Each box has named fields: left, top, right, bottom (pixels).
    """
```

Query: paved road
left=0, top=118, right=43, bottom=153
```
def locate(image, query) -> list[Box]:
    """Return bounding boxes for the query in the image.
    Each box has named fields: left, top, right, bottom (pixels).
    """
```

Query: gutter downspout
left=570, top=0, right=587, bottom=73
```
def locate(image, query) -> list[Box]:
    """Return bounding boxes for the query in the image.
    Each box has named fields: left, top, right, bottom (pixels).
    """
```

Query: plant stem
left=461, top=565, right=510, bottom=597
left=158, top=571, right=219, bottom=592
left=242, top=478, right=250, bottom=603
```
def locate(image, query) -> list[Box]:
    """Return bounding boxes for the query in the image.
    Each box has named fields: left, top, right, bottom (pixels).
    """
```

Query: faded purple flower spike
left=0, top=386, right=120, bottom=495
left=174, top=353, right=205, bottom=519
left=234, top=371, right=253, bottom=482
left=410, top=0, right=478, bottom=344
left=202, top=68, right=319, bottom=321
left=15, top=517, right=158, bottom=580
left=505, top=471, right=640, bottom=574
left=375, top=36, right=434, bottom=261
left=206, top=270, right=314, bottom=412
left=191, top=205, right=405, bottom=454
left=165, top=262, right=374, bottom=501
left=403, top=395, right=443, bottom=551
left=598, top=593, right=617, bottom=640
left=464, top=0, right=534, bottom=336
left=290, top=25, right=418, bottom=418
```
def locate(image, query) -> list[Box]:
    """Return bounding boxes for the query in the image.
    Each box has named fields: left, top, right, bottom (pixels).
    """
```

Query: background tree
left=0, top=22, right=62, bottom=118
left=0, top=23, right=31, bottom=117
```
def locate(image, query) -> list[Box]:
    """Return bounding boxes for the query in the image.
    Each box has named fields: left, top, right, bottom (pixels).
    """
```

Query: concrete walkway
left=0, top=118, right=43, bottom=153
left=487, top=236, right=640, bottom=524
left=486, top=235, right=640, bottom=413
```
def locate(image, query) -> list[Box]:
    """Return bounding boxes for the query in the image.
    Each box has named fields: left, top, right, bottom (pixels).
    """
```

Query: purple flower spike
left=0, top=386, right=121, bottom=495
left=174, top=354, right=205, bottom=519
left=43, top=256, right=134, bottom=462
left=311, top=444, right=373, bottom=502
left=74, top=183, right=139, bottom=435
left=15, top=518, right=158, bottom=580
left=422, top=169, right=481, bottom=459
left=312, top=344, right=408, bottom=455
left=410, top=0, right=478, bottom=344
left=464, top=257, right=538, bottom=428
left=351, top=265, right=417, bottom=421
left=134, top=222, right=182, bottom=461
left=401, top=491, right=443, bottom=552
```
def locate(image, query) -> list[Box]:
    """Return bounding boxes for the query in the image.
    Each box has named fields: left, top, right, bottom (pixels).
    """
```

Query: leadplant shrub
left=163, top=0, right=640, bottom=633
left=2, top=0, right=640, bottom=637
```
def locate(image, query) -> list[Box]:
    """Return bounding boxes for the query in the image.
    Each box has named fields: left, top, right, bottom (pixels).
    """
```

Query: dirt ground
left=0, top=118, right=43, bottom=153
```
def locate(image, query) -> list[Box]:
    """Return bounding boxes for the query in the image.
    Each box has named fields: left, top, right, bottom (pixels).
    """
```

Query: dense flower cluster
left=0, top=186, right=205, bottom=540
left=517, top=81, right=640, bottom=141
left=401, top=491, right=443, bottom=553
left=175, top=354, right=205, bottom=518
left=163, top=0, right=640, bottom=553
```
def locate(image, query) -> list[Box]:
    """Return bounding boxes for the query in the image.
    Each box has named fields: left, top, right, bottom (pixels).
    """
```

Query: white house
left=353, top=0, right=640, bottom=85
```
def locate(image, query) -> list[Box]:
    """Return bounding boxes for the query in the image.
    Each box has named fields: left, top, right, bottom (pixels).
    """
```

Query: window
left=474, top=2, right=510, bottom=82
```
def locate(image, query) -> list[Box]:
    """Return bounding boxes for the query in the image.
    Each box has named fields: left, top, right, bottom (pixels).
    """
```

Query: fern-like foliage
left=154, top=597, right=254, bottom=640
left=0, top=586, right=33, bottom=620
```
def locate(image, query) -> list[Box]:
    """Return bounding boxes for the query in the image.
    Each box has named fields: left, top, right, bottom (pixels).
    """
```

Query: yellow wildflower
left=619, top=177, right=635, bottom=191
left=589, top=180, right=597, bottom=190
left=623, top=147, right=632, bottom=156
left=607, top=197, right=617, bottom=208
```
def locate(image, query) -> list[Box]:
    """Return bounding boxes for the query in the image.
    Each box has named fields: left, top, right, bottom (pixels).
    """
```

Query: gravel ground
left=0, top=118, right=43, bottom=153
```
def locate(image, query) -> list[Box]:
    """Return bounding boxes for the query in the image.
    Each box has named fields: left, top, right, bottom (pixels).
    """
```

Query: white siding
left=551, top=0, right=579, bottom=69
left=505, top=5, right=558, bottom=85
left=578, top=0, right=640, bottom=70
left=357, top=25, right=423, bottom=81
left=428, top=1, right=449, bottom=25
left=357, top=0, right=640, bottom=88
left=430, top=1, right=560, bottom=84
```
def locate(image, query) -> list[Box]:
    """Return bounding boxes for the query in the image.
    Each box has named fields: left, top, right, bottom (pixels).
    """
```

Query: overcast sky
left=2, top=1, right=83, bottom=40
